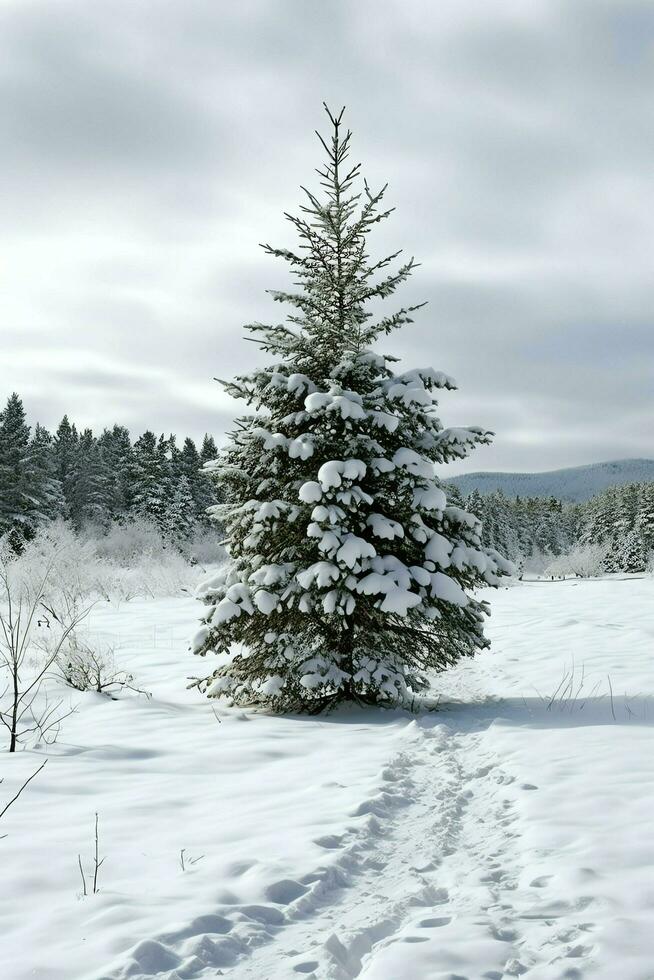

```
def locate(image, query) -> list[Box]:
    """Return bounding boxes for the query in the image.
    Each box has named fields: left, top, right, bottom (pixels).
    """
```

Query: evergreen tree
left=197, top=435, right=219, bottom=523
left=200, top=434, right=218, bottom=466
left=97, top=425, right=134, bottom=517
left=27, top=423, right=66, bottom=522
left=638, top=482, right=654, bottom=560
left=443, top=482, right=464, bottom=507
left=0, top=393, right=37, bottom=547
left=177, top=436, right=216, bottom=524
left=167, top=433, right=181, bottom=482
left=163, top=475, right=197, bottom=545
left=69, top=429, right=112, bottom=529
left=53, top=415, right=79, bottom=518
left=465, top=489, right=484, bottom=521
left=607, top=484, right=646, bottom=572
left=192, top=107, right=511, bottom=712
left=131, top=430, right=167, bottom=526
left=178, top=437, right=201, bottom=490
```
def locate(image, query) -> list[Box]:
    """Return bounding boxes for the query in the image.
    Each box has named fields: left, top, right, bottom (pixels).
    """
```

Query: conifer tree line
left=0, top=392, right=219, bottom=550
left=463, top=482, right=654, bottom=573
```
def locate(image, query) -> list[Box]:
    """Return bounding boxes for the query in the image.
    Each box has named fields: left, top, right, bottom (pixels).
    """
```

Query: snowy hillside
left=1, top=578, right=653, bottom=979
left=445, top=458, right=654, bottom=502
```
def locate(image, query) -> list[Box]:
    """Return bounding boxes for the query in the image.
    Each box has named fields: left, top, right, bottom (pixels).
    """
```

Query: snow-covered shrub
left=0, top=533, right=92, bottom=751
left=11, top=520, right=98, bottom=621
left=91, top=518, right=169, bottom=566
left=193, top=108, right=512, bottom=713
left=179, top=527, right=225, bottom=565
left=8, top=519, right=218, bottom=605
left=520, top=551, right=551, bottom=577
left=56, top=634, right=147, bottom=698
left=544, top=543, right=609, bottom=579
left=100, top=550, right=198, bottom=600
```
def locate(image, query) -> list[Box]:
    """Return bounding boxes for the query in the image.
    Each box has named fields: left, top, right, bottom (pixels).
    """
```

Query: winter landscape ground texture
left=1, top=577, right=652, bottom=980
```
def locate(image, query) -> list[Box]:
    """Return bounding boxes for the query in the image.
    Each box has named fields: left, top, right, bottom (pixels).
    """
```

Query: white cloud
left=1, top=0, right=651, bottom=469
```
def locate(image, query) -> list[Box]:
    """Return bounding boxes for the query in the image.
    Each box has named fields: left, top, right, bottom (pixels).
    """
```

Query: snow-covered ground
left=1, top=578, right=653, bottom=980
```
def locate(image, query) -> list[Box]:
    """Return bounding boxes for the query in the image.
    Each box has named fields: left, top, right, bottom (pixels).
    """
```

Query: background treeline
left=0, top=392, right=219, bottom=551
left=2, top=391, right=652, bottom=575
left=461, top=483, right=654, bottom=574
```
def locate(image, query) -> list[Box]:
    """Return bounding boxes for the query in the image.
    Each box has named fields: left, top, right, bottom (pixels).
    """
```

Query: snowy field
left=1, top=578, right=653, bottom=980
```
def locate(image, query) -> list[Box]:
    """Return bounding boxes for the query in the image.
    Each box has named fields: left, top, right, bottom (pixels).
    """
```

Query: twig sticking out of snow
left=179, top=848, right=205, bottom=872
left=0, top=759, right=47, bottom=836
left=78, top=812, right=105, bottom=896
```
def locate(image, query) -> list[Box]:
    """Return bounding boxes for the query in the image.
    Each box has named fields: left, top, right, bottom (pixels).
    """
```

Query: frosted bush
left=545, top=543, right=609, bottom=579
left=101, top=550, right=198, bottom=600
left=91, top=518, right=169, bottom=566
left=56, top=633, right=148, bottom=697
left=11, top=520, right=99, bottom=619
left=178, top=528, right=225, bottom=565
left=7, top=519, right=221, bottom=604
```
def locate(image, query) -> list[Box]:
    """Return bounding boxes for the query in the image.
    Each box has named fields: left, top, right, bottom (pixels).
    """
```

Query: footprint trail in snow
left=106, top=718, right=599, bottom=980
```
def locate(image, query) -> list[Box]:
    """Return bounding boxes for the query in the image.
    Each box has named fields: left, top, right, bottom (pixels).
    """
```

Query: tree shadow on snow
left=431, top=694, right=654, bottom=731
left=255, top=693, right=654, bottom=732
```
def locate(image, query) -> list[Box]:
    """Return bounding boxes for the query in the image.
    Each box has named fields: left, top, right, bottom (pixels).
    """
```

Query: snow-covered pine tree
left=177, top=437, right=210, bottom=524
left=0, top=393, right=38, bottom=548
left=162, top=475, right=198, bottom=546
left=53, top=414, right=79, bottom=518
left=197, top=435, right=220, bottom=525
left=192, top=106, right=512, bottom=711
left=608, top=484, right=647, bottom=573
left=97, top=425, right=134, bottom=518
left=68, top=428, right=112, bottom=529
left=131, top=430, right=168, bottom=527
left=638, top=482, right=654, bottom=563
left=200, top=434, right=218, bottom=465
left=465, top=489, right=484, bottom=523
left=27, top=423, right=66, bottom=523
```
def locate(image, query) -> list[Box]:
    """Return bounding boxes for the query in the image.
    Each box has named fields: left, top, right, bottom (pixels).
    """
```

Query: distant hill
left=444, top=458, right=654, bottom=503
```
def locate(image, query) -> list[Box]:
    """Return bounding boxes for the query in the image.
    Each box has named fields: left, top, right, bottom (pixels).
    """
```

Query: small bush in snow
left=57, top=635, right=148, bottom=698
left=544, top=543, right=610, bottom=579
left=92, top=518, right=169, bottom=566
left=10, top=519, right=219, bottom=604
left=0, top=535, right=91, bottom=751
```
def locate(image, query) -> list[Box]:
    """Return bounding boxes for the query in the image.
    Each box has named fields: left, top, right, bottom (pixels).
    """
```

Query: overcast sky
left=1, top=0, right=652, bottom=474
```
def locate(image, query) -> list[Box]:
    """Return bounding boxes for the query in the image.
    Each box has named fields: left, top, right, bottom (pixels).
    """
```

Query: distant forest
left=0, top=392, right=218, bottom=550
left=1, top=391, right=652, bottom=573
left=457, top=484, right=654, bottom=574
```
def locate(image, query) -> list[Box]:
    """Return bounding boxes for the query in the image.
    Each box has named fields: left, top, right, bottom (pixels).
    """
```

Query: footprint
left=401, top=936, right=429, bottom=943
left=294, top=960, right=320, bottom=973
left=520, top=783, right=538, bottom=791
left=529, top=875, right=552, bottom=889
left=411, top=861, right=437, bottom=873
left=190, top=934, right=244, bottom=968
left=408, top=885, right=449, bottom=907
left=503, top=960, right=528, bottom=976
left=481, top=869, right=505, bottom=884
left=419, top=916, right=451, bottom=928
left=265, top=879, right=309, bottom=904
left=126, top=940, right=180, bottom=974
left=160, top=913, right=233, bottom=944
left=566, top=944, right=594, bottom=958
left=314, top=835, right=345, bottom=849
left=238, top=904, right=286, bottom=925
